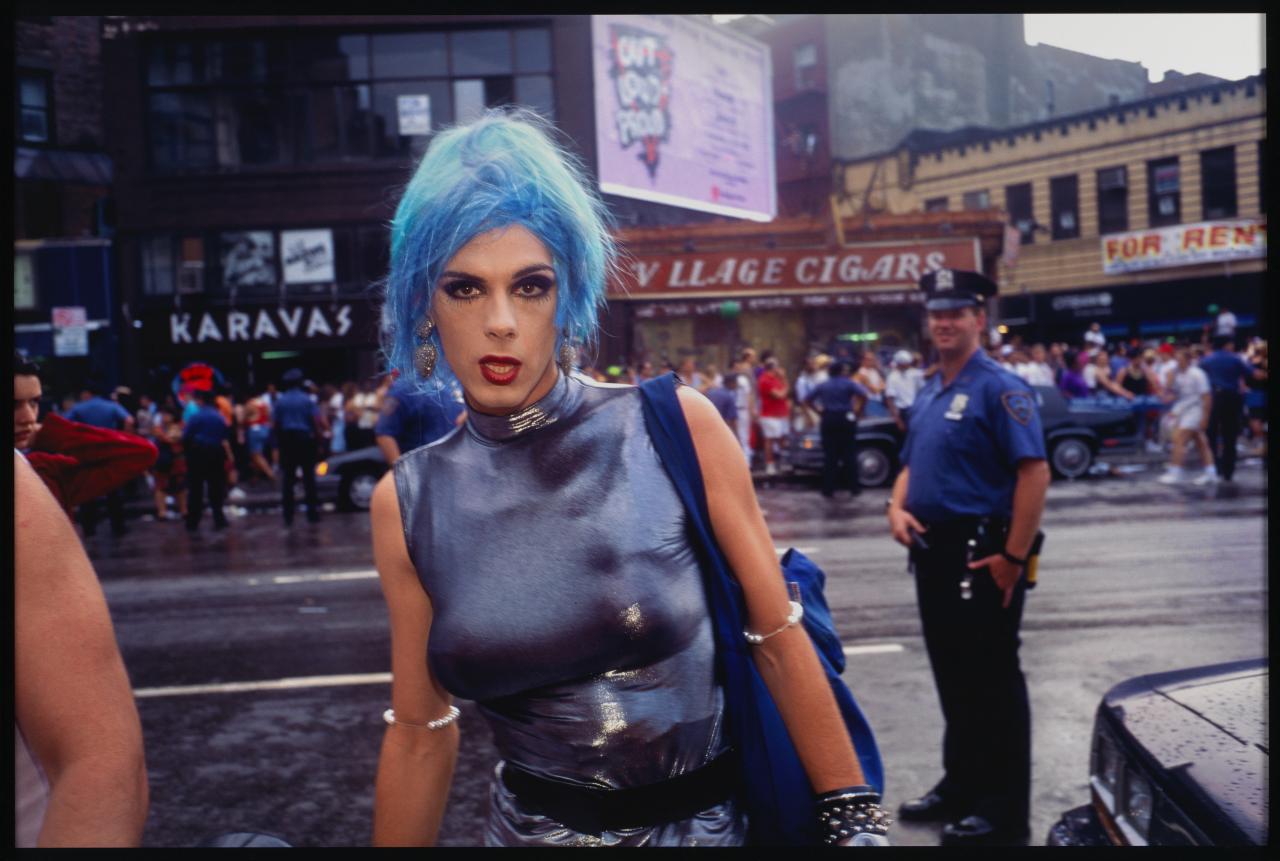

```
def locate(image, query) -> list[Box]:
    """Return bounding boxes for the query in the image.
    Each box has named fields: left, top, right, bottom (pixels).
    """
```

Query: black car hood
left=1103, top=659, right=1267, bottom=845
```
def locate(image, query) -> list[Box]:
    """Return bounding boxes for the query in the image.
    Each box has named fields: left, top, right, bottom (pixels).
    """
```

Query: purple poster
left=592, top=15, right=776, bottom=222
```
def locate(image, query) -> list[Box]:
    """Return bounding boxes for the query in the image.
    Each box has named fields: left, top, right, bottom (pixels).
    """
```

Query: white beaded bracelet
left=743, top=600, right=805, bottom=645
left=383, top=705, right=461, bottom=730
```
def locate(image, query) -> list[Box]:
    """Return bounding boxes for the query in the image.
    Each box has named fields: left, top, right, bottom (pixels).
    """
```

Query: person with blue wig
left=369, top=108, right=887, bottom=847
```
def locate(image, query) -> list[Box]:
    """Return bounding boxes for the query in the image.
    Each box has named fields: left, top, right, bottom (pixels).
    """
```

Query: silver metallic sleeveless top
left=393, top=373, right=743, bottom=846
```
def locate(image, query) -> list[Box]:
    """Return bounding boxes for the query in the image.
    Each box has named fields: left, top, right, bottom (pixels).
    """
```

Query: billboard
left=1101, top=218, right=1266, bottom=274
left=591, top=15, right=775, bottom=222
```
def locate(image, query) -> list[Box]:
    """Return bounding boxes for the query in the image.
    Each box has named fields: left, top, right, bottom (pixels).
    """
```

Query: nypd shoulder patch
left=1001, top=390, right=1034, bottom=425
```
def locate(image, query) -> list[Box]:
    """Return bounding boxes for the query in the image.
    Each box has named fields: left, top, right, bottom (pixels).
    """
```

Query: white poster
left=52, top=305, right=89, bottom=357
left=397, top=95, right=432, bottom=136
left=281, top=229, right=336, bottom=285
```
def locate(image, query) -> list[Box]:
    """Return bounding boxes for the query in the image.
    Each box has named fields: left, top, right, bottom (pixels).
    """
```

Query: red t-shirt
left=758, top=370, right=790, bottom=418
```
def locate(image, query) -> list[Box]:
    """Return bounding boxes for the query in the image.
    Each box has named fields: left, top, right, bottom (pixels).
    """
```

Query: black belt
left=499, top=750, right=738, bottom=835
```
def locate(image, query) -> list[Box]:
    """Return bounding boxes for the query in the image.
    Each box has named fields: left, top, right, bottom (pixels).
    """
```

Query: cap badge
left=936, top=269, right=954, bottom=291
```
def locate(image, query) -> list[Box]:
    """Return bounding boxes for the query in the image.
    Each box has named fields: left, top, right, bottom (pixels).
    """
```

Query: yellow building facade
left=835, top=74, right=1266, bottom=343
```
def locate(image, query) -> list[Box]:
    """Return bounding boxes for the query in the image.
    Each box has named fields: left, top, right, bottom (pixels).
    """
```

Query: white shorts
left=1174, top=406, right=1204, bottom=431
left=759, top=417, right=790, bottom=440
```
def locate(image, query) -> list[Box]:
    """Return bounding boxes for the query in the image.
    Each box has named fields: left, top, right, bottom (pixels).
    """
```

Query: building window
left=17, top=70, right=52, bottom=144
left=1147, top=156, right=1181, bottom=227
left=1049, top=175, right=1079, bottom=239
left=962, top=189, right=990, bottom=210
left=1200, top=146, right=1237, bottom=220
left=1096, top=166, right=1128, bottom=235
left=794, top=43, right=818, bottom=90
left=146, top=27, right=553, bottom=173
left=924, top=196, right=948, bottom=213
left=1005, top=183, right=1034, bottom=244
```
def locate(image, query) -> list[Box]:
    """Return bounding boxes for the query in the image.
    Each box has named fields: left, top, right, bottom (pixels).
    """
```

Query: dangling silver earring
left=558, top=330, right=577, bottom=376
left=415, top=318, right=437, bottom=378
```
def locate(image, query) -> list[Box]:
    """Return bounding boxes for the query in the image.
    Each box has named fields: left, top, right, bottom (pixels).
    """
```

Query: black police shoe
left=897, top=790, right=958, bottom=821
left=940, top=815, right=1030, bottom=846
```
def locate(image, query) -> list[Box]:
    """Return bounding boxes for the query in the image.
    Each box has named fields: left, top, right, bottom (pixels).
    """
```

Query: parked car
left=1047, top=658, right=1267, bottom=846
left=784, top=385, right=1142, bottom=485
left=315, top=445, right=388, bottom=511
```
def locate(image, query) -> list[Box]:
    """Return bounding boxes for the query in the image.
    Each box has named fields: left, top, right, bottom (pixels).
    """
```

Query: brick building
left=836, top=72, right=1266, bottom=344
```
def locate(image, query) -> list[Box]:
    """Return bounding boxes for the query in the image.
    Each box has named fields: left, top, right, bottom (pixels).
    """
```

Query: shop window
left=924, top=196, right=948, bottom=212
left=1200, top=146, right=1237, bottom=220
left=292, top=34, right=370, bottom=82
left=1005, top=182, right=1034, bottom=244
left=1147, top=156, right=1180, bottom=227
left=17, top=70, right=52, bottom=144
left=294, top=85, right=374, bottom=162
left=451, top=30, right=514, bottom=76
left=1096, top=166, right=1128, bottom=235
left=515, top=29, right=552, bottom=73
left=794, top=43, right=818, bottom=90
left=515, top=74, right=555, bottom=119
left=371, top=32, right=448, bottom=78
left=1049, top=174, right=1079, bottom=239
left=218, top=231, right=277, bottom=297
left=962, top=189, right=990, bottom=211
left=372, top=79, right=452, bottom=158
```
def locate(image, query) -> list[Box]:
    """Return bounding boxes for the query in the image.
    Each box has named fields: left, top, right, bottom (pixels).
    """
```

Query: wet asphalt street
left=82, top=454, right=1268, bottom=847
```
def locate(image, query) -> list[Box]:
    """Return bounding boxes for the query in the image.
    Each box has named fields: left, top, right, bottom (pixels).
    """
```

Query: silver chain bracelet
left=743, top=600, right=804, bottom=644
left=383, top=705, right=460, bottom=730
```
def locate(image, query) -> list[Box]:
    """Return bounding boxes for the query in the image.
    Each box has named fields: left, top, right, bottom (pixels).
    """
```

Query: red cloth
left=757, top=370, right=790, bottom=418
left=24, top=413, right=158, bottom=512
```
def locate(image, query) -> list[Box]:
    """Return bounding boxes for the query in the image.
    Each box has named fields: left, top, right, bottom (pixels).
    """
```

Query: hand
left=888, top=504, right=926, bottom=548
left=969, top=554, right=1022, bottom=608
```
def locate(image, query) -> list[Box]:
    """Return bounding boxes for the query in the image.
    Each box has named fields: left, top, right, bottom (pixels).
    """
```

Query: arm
left=28, top=413, right=158, bottom=511
left=14, top=453, right=148, bottom=846
left=377, top=435, right=401, bottom=465
left=886, top=467, right=926, bottom=547
left=967, top=459, right=1050, bottom=609
left=370, top=474, right=458, bottom=846
left=676, top=387, right=865, bottom=793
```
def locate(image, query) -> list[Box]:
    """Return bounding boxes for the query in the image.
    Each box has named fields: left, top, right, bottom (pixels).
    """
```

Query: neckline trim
left=465, top=371, right=575, bottom=443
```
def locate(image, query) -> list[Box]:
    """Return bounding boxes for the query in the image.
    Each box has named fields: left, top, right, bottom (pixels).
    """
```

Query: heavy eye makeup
left=438, top=269, right=556, bottom=303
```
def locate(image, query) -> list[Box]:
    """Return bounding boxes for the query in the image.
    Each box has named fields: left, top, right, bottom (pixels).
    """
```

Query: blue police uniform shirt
left=183, top=404, right=230, bottom=447
left=67, top=396, right=130, bottom=429
left=901, top=349, right=1046, bottom=522
left=705, top=386, right=738, bottom=424
left=807, top=377, right=871, bottom=415
left=1199, top=350, right=1251, bottom=392
left=274, top=388, right=319, bottom=433
left=375, top=380, right=464, bottom=454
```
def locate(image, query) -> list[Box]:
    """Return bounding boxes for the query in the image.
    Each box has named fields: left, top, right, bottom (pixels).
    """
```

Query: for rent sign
left=611, top=238, right=982, bottom=298
left=1101, top=218, right=1266, bottom=274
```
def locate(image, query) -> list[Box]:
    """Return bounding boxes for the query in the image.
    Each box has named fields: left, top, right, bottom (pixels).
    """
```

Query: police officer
left=274, top=368, right=326, bottom=526
left=804, top=360, right=870, bottom=498
left=373, top=376, right=466, bottom=464
left=182, top=387, right=233, bottom=532
left=885, top=269, right=1050, bottom=846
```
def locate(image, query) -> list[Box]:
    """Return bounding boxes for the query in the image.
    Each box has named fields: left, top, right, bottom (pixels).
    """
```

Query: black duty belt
left=499, top=749, right=738, bottom=836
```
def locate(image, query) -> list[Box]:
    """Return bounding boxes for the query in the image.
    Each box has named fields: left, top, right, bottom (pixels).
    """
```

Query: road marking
left=842, top=644, right=905, bottom=656
left=134, top=672, right=392, bottom=699
left=247, top=570, right=379, bottom=586
left=775, top=546, right=819, bottom=556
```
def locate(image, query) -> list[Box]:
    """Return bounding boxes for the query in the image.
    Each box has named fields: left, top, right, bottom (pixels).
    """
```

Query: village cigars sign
left=610, top=237, right=982, bottom=298
left=145, top=301, right=376, bottom=352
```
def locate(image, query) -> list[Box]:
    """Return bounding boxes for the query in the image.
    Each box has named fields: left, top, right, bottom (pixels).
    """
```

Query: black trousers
left=279, top=430, right=320, bottom=524
left=185, top=443, right=228, bottom=530
left=819, top=415, right=860, bottom=496
left=79, top=488, right=126, bottom=536
left=911, top=528, right=1030, bottom=829
left=1207, top=390, right=1243, bottom=480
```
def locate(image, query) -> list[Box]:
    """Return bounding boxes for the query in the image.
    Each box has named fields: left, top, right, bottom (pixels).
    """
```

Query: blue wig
left=380, top=107, right=618, bottom=394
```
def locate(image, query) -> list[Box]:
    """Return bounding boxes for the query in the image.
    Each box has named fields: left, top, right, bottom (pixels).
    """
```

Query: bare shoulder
left=371, top=469, right=400, bottom=518
left=674, top=384, right=726, bottom=435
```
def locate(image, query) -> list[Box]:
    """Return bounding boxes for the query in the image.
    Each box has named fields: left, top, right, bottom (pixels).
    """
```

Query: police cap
left=281, top=367, right=305, bottom=386
left=919, top=268, right=997, bottom=311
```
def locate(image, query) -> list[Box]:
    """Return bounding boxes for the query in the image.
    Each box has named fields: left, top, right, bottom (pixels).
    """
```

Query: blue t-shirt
left=1199, top=350, right=1252, bottom=392
left=274, top=388, right=319, bottom=433
left=375, top=380, right=465, bottom=454
left=67, top=396, right=130, bottom=429
left=705, top=386, right=738, bottom=423
left=901, top=350, right=1047, bottom=522
left=807, top=377, right=870, bottom=415
left=183, top=405, right=230, bottom=447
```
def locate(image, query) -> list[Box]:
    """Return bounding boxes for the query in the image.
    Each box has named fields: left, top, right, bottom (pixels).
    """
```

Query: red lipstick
left=479, top=355, right=521, bottom=385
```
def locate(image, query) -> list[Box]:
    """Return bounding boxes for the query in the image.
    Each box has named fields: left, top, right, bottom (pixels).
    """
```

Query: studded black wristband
left=815, top=786, right=892, bottom=844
